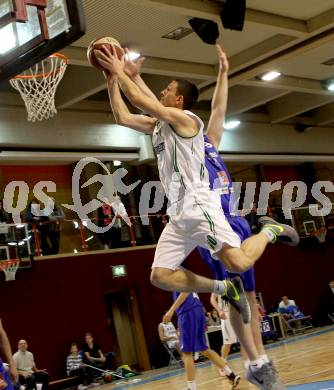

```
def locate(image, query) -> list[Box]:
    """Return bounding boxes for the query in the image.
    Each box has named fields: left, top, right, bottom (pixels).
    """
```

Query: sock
left=260, top=354, right=270, bottom=363
left=213, top=279, right=227, bottom=295
left=223, top=365, right=233, bottom=375
left=261, top=228, right=276, bottom=243
left=250, top=358, right=265, bottom=369
left=187, top=380, right=197, bottom=390
left=244, top=359, right=250, bottom=370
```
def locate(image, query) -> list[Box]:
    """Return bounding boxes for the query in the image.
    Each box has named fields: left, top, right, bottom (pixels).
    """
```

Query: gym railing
left=0, top=215, right=169, bottom=260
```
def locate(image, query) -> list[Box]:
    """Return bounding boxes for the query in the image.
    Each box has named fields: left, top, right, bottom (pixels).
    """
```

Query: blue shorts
left=178, top=306, right=208, bottom=353
left=198, top=216, right=256, bottom=291
left=0, top=358, right=13, bottom=390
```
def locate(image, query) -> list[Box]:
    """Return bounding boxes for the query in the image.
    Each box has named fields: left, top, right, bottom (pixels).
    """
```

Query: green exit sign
left=112, top=265, right=127, bottom=278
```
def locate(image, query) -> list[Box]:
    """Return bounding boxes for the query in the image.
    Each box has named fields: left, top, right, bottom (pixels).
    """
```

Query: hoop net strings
left=0, top=260, right=19, bottom=281
left=10, top=56, right=67, bottom=122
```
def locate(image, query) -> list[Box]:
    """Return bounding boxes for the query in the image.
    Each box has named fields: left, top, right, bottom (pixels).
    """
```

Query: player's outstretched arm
left=206, top=44, right=229, bottom=149
left=163, top=293, right=190, bottom=322
left=0, top=319, right=18, bottom=383
left=95, top=46, right=198, bottom=137
left=107, top=74, right=156, bottom=134
left=123, top=48, right=159, bottom=102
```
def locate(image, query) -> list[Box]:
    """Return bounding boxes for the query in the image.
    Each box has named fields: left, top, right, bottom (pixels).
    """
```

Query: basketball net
left=311, top=226, right=327, bottom=243
left=10, top=53, right=68, bottom=122
left=0, top=259, right=19, bottom=281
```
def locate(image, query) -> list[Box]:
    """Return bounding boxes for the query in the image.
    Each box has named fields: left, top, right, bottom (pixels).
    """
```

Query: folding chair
left=283, top=315, right=313, bottom=335
left=163, top=343, right=182, bottom=369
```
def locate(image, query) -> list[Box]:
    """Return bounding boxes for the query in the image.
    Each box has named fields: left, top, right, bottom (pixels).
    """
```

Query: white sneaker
left=245, top=363, right=286, bottom=389
left=77, top=385, right=88, bottom=390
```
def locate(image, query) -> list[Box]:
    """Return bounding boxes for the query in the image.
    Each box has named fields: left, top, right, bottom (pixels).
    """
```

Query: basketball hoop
left=9, top=53, right=68, bottom=122
left=311, top=226, right=327, bottom=243
left=0, top=259, right=19, bottom=281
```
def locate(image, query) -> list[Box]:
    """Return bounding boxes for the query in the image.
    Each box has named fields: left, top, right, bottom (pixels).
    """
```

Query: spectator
left=317, top=280, right=334, bottom=325
left=25, top=199, right=51, bottom=256
left=82, top=333, right=106, bottom=371
left=158, top=317, right=180, bottom=353
left=13, top=339, right=49, bottom=390
left=47, top=197, right=65, bottom=255
left=0, top=318, right=18, bottom=390
left=97, top=198, right=113, bottom=250
left=245, top=202, right=260, bottom=233
left=66, top=343, right=92, bottom=390
left=278, top=296, right=304, bottom=320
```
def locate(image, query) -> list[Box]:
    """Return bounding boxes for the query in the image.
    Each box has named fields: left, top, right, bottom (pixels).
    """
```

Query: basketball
left=103, top=373, right=113, bottom=383
left=87, top=36, right=123, bottom=70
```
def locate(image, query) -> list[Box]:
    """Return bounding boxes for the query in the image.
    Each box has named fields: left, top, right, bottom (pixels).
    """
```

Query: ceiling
left=2, top=0, right=334, bottom=150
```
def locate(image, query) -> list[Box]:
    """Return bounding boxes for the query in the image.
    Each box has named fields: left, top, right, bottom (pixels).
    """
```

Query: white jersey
left=160, top=322, right=177, bottom=339
left=152, top=110, right=211, bottom=219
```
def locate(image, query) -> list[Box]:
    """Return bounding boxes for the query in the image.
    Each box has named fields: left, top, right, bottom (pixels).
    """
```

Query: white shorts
left=152, top=194, right=241, bottom=270
left=221, top=318, right=238, bottom=345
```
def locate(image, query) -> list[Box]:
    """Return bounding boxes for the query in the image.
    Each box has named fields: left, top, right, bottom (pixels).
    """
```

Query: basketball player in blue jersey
left=198, top=45, right=285, bottom=389
left=96, top=46, right=299, bottom=323
left=0, top=319, right=17, bottom=390
left=164, top=290, right=240, bottom=390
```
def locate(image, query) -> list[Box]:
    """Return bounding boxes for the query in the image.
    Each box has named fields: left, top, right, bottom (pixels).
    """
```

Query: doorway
left=104, top=288, right=151, bottom=371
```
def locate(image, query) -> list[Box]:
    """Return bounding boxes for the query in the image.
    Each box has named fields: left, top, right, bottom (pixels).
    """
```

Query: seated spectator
left=82, top=333, right=106, bottom=372
left=13, top=339, right=49, bottom=390
left=158, top=316, right=180, bottom=352
left=278, top=296, right=304, bottom=319
left=66, top=343, right=92, bottom=390
left=208, top=309, right=221, bottom=326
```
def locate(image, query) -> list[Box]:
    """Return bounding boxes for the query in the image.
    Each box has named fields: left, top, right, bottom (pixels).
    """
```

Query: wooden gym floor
left=104, top=326, right=334, bottom=390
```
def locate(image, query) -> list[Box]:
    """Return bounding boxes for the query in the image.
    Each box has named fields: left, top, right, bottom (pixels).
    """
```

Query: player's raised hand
left=215, top=44, right=229, bottom=74
left=123, top=47, right=145, bottom=79
left=94, top=44, right=125, bottom=74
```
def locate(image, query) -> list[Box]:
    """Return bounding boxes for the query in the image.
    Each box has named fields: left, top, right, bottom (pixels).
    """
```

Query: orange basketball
left=87, top=36, right=123, bottom=70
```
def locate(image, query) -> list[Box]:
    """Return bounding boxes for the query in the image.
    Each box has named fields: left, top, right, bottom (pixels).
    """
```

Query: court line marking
left=110, top=326, right=334, bottom=389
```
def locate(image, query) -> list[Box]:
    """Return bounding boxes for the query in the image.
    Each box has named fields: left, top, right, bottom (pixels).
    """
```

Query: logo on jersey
left=207, top=234, right=217, bottom=250
left=154, top=142, right=165, bottom=154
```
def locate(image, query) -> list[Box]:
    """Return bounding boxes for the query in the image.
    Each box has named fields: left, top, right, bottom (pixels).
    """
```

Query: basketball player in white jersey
left=95, top=46, right=299, bottom=318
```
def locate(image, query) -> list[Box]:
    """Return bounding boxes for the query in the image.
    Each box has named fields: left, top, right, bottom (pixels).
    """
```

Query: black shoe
left=222, top=276, right=251, bottom=324
left=227, top=373, right=241, bottom=389
left=259, top=216, right=300, bottom=246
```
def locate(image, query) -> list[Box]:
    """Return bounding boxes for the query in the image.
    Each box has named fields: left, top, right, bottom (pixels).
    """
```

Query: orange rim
left=11, top=53, right=68, bottom=80
left=0, top=259, right=19, bottom=270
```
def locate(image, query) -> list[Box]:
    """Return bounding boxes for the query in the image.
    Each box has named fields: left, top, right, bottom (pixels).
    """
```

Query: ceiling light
left=261, top=71, right=281, bottom=81
left=127, top=51, right=140, bottom=61
left=113, top=160, right=122, bottom=166
left=324, top=80, right=334, bottom=91
left=162, top=26, right=193, bottom=40
left=224, top=120, right=241, bottom=130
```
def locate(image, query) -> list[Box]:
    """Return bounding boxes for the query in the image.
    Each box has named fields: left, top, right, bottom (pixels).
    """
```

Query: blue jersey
left=204, top=135, right=235, bottom=216
left=0, top=357, right=13, bottom=390
left=172, top=292, right=203, bottom=316
left=199, top=135, right=255, bottom=291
